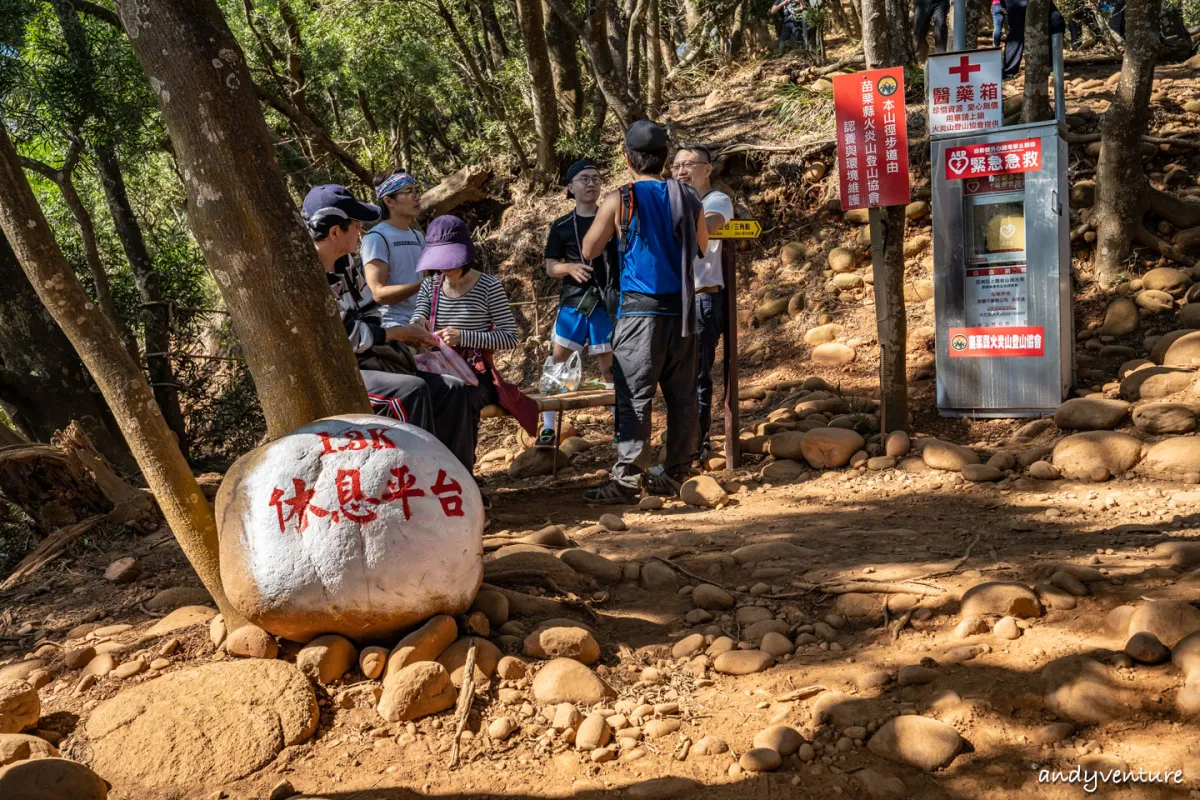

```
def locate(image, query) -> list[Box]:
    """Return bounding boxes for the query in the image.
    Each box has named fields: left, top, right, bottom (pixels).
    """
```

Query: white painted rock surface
left=216, top=415, right=484, bottom=642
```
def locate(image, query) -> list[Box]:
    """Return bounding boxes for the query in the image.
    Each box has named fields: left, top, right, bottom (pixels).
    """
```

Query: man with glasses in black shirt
left=539, top=159, right=621, bottom=446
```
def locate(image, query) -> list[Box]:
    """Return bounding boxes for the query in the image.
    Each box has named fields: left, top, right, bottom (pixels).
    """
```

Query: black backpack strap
left=617, top=183, right=636, bottom=256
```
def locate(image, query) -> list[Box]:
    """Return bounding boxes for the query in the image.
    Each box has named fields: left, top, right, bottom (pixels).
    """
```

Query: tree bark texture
left=0, top=227, right=133, bottom=471
left=579, top=0, right=644, bottom=127
left=861, top=0, right=910, bottom=432
left=877, top=205, right=909, bottom=431
left=626, top=0, right=651, bottom=104
left=860, top=0, right=890, bottom=65
left=95, top=144, right=190, bottom=458
left=607, top=0, right=628, bottom=77
left=0, top=124, right=245, bottom=628
left=885, top=0, right=914, bottom=64
left=1021, top=0, right=1053, bottom=122
left=113, top=0, right=371, bottom=439
left=544, top=1, right=586, bottom=127
left=515, top=0, right=562, bottom=174
left=648, top=0, right=664, bottom=109
left=478, top=0, right=511, bottom=63
left=1093, top=0, right=1162, bottom=286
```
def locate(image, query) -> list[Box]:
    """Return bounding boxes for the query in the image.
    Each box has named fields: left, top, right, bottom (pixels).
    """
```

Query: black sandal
left=583, top=481, right=638, bottom=505
left=645, top=472, right=683, bottom=497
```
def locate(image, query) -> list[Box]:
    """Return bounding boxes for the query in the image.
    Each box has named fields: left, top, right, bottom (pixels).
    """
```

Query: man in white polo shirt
left=672, top=144, right=734, bottom=462
left=362, top=170, right=426, bottom=328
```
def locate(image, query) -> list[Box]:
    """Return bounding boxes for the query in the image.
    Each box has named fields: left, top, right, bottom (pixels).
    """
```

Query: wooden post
left=868, top=207, right=890, bottom=432
left=721, top=243, right=741, bottom=468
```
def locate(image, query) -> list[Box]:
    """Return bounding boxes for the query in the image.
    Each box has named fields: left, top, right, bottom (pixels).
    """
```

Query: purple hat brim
left=416, top=241, right=475, bottom=272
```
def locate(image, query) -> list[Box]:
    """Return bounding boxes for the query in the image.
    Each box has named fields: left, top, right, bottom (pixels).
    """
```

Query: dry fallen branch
left=653, top=556, right=946, bottom=598
left=448, top=639, right=477, bottom=769
left=913, top=532, right=982, bottom=581
left=774, top=685, right=827, bottom=702
left=891, top=608, right=916, bottom=642
left=717, top=139, right=836, bottom=159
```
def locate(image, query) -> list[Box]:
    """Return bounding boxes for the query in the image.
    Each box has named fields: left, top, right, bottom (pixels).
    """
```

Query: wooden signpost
left=718, top=217, right=760, bottom=469
left=832, top=67, right=912, bottom=433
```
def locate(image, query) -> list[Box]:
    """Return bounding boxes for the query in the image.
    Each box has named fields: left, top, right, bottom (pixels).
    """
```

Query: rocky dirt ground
left=6, top=32, right=1200, bottom=800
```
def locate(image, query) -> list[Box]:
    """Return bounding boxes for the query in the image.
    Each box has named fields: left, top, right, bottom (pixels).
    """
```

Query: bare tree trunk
left=648, top=0, right=664, bottom=109
left=515, top=0, right=562, bottom=174
left=608, top=0, right=629, bottom=77
left=357, top=87, right=379, bottom=135
left=1021, top=0, right=1053, bottom=122
left=478, top=0, right=511, bottom=64
left=885, top=0, right=915, bottom=64
left=0, top=123, right=245, bottom=629
left=663, top=12, right=680, bottom=67
left=544, top=1, right=586, bottom=128
left=828, top=0, right=856, bottom=36
left=682, top=0, right=704, bottom=41
left=547, top=0, right=644, bottom=127
left=0, top=228, right=133, bottom=471
left=591, top=82, right=610, bottom=134
left=729, top=0, right=747, bottom=55
left=861, top=0, right=910, bottom=432
left=626, top=0, right=650, bottom=104
left=393, top=113, right=413, bottom=172
left=113, top=0, right=371, bottom=439
left=95, top=144, right=190, bottom=458
left=848, top=0, right=864, bottom=36
left=1093, top=0, right=1161, bottom=287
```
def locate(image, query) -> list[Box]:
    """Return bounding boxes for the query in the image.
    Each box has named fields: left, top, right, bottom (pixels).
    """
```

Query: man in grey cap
left=579, top=120, right=708, bottom=504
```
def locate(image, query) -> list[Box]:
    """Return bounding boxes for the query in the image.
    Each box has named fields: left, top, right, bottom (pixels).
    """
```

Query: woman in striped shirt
left=411, top=215, right=538, bottom=466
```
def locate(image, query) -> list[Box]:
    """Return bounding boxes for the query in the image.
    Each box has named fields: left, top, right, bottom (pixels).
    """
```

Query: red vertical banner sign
left=833, top=68, right=911, bottom=212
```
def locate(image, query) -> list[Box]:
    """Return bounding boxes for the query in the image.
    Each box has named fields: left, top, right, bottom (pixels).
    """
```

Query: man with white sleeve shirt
left=672, top=144, right=734, bottom=462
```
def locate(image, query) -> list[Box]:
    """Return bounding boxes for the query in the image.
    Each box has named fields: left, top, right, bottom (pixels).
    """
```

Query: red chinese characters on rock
left=430, top=470, right=465, bottom=518
left=269, top=478, right=328, bottom=533
left=334, top=468, right=380, bottom=524
left=268, top=427, right=467, bottom=533
left=833, top=67, right=910, bottom=212
left=380, top=465, right=425, bottom=520
left=944, top=139, right=1042, bottom=181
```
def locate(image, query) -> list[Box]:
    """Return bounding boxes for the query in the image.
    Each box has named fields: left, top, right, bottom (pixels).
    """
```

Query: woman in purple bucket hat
left=410, top=216, right=539, bottom=462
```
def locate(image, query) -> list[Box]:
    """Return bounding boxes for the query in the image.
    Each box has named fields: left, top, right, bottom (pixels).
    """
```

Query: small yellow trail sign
left=709, top=219, right=762, bottom=240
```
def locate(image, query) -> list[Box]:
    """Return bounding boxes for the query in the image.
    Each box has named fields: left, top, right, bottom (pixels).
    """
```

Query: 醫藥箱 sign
left=833, top=67, right=910, bottom=212
left=927, top=49, right=1003, bottom=137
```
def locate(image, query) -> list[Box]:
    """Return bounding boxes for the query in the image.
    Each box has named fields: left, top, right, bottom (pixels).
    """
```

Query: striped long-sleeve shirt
left=411, top=272, right=519, bottom=351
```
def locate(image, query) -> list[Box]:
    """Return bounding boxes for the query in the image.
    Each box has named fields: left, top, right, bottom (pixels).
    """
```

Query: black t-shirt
left=544, top=210, right=620, bottom=307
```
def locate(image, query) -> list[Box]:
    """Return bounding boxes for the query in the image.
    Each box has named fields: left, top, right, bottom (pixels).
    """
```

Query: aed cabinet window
left=964, top=193, right=1026, bottom=265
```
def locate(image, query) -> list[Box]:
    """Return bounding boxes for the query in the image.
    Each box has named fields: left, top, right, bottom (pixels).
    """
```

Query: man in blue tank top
left=580, top=120, right=708, bottom=503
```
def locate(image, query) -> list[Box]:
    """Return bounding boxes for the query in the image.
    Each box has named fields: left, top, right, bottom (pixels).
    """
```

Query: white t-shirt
left=694, top=191, right=734, bottom=289
left=360, top=221, right=426, bottom=327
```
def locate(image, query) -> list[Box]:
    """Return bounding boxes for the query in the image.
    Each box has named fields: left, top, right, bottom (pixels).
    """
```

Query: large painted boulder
left=216, top=415, right=484, bottom=642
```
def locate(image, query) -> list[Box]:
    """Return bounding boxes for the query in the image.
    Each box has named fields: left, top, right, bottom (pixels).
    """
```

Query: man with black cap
left=579, top=120, right=708, bottom=504
left=302, top=184, right=476, bottom=471
left=538, top=159, right=621, bottom=446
